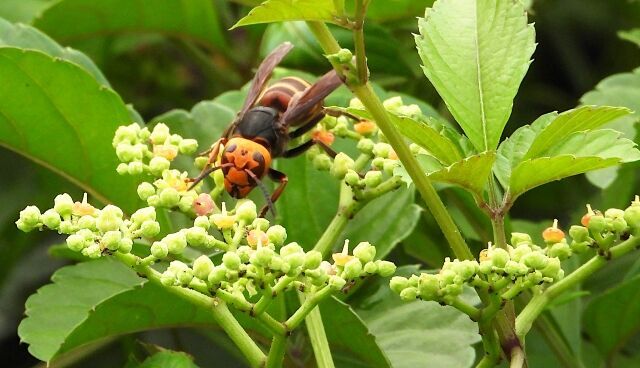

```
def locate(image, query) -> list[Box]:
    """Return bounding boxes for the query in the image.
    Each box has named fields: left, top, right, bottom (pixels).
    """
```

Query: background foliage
left=1, top=0, right=640, bottom=367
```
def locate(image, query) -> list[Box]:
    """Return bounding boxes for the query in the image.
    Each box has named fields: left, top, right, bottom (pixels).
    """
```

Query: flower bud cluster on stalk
left=388, top=198, right=640, bottom=316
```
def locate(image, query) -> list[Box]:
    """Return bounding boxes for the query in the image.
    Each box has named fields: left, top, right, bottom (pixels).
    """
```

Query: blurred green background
left=1, top=0, right=640, bottom=367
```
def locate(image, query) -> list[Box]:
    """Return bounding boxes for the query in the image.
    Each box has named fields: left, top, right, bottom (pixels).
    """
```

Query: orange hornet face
left=221, top=137, right=272, bottom=198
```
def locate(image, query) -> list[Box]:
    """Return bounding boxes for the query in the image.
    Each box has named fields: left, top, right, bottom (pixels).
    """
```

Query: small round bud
left=349, top=97, right=365, bottom=109
left=342, top=258, right=363, bottom=279
left=223, top=252, right=241, bottom=270
left=194, top=156, right=209, bottom=170
left=96, top=215, right=121, bottom=233
left=178, top=139, right=198, bottom=155
left=131, top=207, right=156, bottom=224
left=66, top=234, right=87, bottom=252
left=390, top=276, right=409, bottom=294
left=83, top=243, right=102, bottom=259
left=193, top=255, right=215, bottom=280
left=383, top=96, right=404, bottom=110
left=236, top=200, right=257, bottom=223
left=165, top=232, right=187, bottom=254
left=570, top=240, right=591, bottom=254
left=150, top=123, right=170, bottom=144
left=624, top=204, right=640, bottom=232
left=522, top=252, right=548, bottom=270
left=547, top=241, right=571, bottom=260
left=511, top=232, right=532, bottom=246
left=399, top=287, right=418, bottom=301
left=19, top=206, right=41, bottom=227
left=159, top=188, right=180, bottom=208
left=113, top=125, right=138, bottom=145
left=253, top=246, right=274, bottom=266
left=335, top=48, right=353, bottom=63
left=605, top=208, right=625, bottom=219
left=137, top=182, right=156, bottom=201
left=285, top=253, right=305, bottom=273
left=569, top=225, right=590, bottom=242
left=151, top=241, right=169, bottom=259
left=177, top=268, right=194, bottom=286
left=587, top=215, right=606, bottom=233
left=489, top=248, right=510, bottom=269
left=149, top=156, right=171, bottom=175
left=266, top=225, right=287, bottom=246
left=193, top=193, right=215, bottom=216
left=304, top=251, right=322, bottom=270
left=376, top=260, right=396, bottom=277
left=330, top=153, right=355, bottom=179
left=207, top=266, right=226, bottom=285
left=54, top=193, right=74, bottom=217
left=116, top=144, right=136, bottom=162
left=140, top=220, right=161, bottom=238
left=194, top=215, right=210, bottom=229
left=505, top=261, right=528, bottom=276
left=418, top=274, right=440, bottom=300
left=252, top=218, right=270, bottom=232
left=344, top=170, right=361, bottom=186
left=363, top=171, right=383, bottom=188
left=329, top=275, right=347, bottom=290
left=372, top=143, right=392, bottom=158
left=356, top=138, right=375, bottom=154
left=161, top=274, right=176, bottom=286
left=118, top=237, right=133, bottom=253
left=541, top=258, right=563, bottom=281
left=41, top=209, right=61, bottom=229
left=313, top=154, right=332, bottom=171
left=186, top=226, right=208, bottom=246
left=611, top=217, right=628, bottom=233
left=127, top=162, right=144, bottom=175
left=147, top=195, right=161, bottom=207
left=353, top=242, right=376, bottom=263
left=59, top=221, right=76, bottom=234
left=102, top=231, right=122, bottom=251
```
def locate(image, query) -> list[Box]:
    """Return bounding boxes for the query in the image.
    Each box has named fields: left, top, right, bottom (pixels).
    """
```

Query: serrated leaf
left=584, top=275, right=640, bottom=359
left=494, top=112, right=557, bottom=187
left=33, top=0, right=226, bottom=50
left=233, top=0, right=339, bottom=29
left=618, top=29, right=640, bottom=47
left=509, top=155, right=620, bottom=200
left=351, top=266, right=480, bottom=368
left=0, top=18, right=109, bottom=86
left=416, top=0, right=536, bottom=151
left=320, top=297, right=391, bottom=368
left=0, top=47, right=140, bottom=212
left=428, top=151, right=495, bottom=199
left=18, top=259, right=145, bottom=362
left=136, top=351, right=199, bottom=368
left=544, top=129, right=640, bottom=163
left=524, top=106, right=631, bottom=159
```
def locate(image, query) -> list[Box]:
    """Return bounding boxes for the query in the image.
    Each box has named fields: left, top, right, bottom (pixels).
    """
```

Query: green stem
left=448, top=298, right=481, bottom=320
left=491, top=215, right=507, bottom=249
left=510, top=346, right=526, bottom=368
left=353, top=0, right=368, bottom=84
left=302, top=296, right=336, bottom=368
left=114, top=253, right=265, bottom=367
left=286, top=287, right=333, bottom=330
left=516, top=236, right=640, bottom=338
left=313, top=183, right=359, bottom=256
left=265, top=334, right=287, bottom=368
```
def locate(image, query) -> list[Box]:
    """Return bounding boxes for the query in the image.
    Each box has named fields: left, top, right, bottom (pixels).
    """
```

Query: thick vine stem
left=516, top=235, right=640, bottom=338
left=304, top=304, right=336, bottom=368
left=114, top=253, right=266, bottom=368
left=510, top=347, right=526, bottom=368
left=265, top=334, right=287, bottom=368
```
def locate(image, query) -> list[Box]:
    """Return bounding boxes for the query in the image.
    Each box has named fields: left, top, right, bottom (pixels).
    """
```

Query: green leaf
left=339, top=188, right=421, bottom=260
left=618, top=29, right=640, bottom=47
left=391, top=115, right=463, bottom=165
left=544, top=129, right=640, bottom=163
left=416, top=0, right=535, bottom=151
left=320, top=297, right=392, bottom=368
left=18, top=259, right=145, bottom=362
left=351, top=266, right=480, bottom=368
left=33, top=0, right=226, bottom=50
left=0, top=0, right=51, bottom=23
left=0, top=47, right=140, bottom=212
left=137, top=351, right=199, bottom=368
left=428, top=151, right=496, bottom=199
left=509, top=155, right=620, bottom=200
left=360, top=0, right=436, bottom=22
left=494, top=112, right=557, bottom=187
left=0, top=18, right=109, bottom=86
left=524, top=106, right=631, bottom=159
left=233, top=0, right=339, bottom=29
left=583, top=275, right=640, bottom=359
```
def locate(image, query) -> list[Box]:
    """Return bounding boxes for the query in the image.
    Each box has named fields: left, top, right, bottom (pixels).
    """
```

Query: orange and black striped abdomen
left=259, top=77, right=310, bottom=112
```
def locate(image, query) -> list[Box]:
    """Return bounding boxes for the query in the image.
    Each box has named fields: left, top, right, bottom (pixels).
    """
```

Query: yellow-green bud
left=149, top=156, right=170, bottom=175
left=223, top=252, right=241, bottom=270
left=624, top=204, right=640, bottom=233
left=605, top=208, right=625, bottom=219
left=547, top=241, right=571, bottom=260
left=510, top=244, right=532, bottom=262
left=147, top=195, right=161, bottom=207
left=266, top=225, right=287, bottom=246
left=511, top=232, right=532, bottom=245
left=137, top=182, right=156, bottom=200
left=304, top=250, right=322, bottom=270
left=40, top=209, right=61, bottom=229
left=77, top=215, right=97, bottom=231
left=383, top=96, right=404, bottom=110
left=102, top=231, right=122, bottom=251
left=193, top=255, right=215, bottom=280
left=177, top=268, right=194, bottom=286
left=357, top=138, right=374, bottom=154
left=490, top=248, right=510, bottom=268
left=159, top=188, right=180, bottom=207
left=252, top=218, right=270, bottom=232
left=344, top=170, right=361, bottom=186
left=363, top=171, right=383, bottom=188
left=236, top=200, right=257, bottom=222
left=127, top=162, right=144, bottom=175
left=587, top=215, right=606, bottom=233
left=372, top=143, right=391, bottom=158
left=161, top=273, right=176, bottom=286
left=418, top=274, right=439, bottom=300
left=165, top=232, right=187, bottom=254
left=399, top=287, right=418, bottom=301
left=116, top=144, right=136, bottom=162
left=66, top=234, right=87, bottom=252
left=140, top=220, right=160, bottom=238
left=118, top=238, right=133, bottom=253
left=116, top=163, right=128, bottom=175
left=185, top=226, right=208, bottom=246
left=331, top=153, right=355, bottom=179
left=570, top=240, right=591, bottom=253
left=376, top=260, right=396, bottom=277
left=207, top=266, right=226, bottom=285
left=353, top=242, right=376, bottom=263
left=342, top=258, right=363, bottom=279
left=285, top=253, right=305, bottom=274
left=253, top=246, right=274, bottom=266
left=96, top=214, right=121, bottom=233
left=313, top=154, right=332, bottom=171
left=569, top=225, right=590, bottom=242
left=54, top=194, right=74, bottom=217
left=132, top=207, right=156, bottom=225
left=363, top=262, right=378, bottom=274
left=522, top=252, right=548, bottom=270
left=194, top=216, right=210, bottom=229
left=611, top=217, right=628, bottom=233
left=83, top=243, right=102, bottom=259
left=59, top=221, right=76, bottom=234
left=390, top=276, right=409, bottom=294
left=179, top=139, right=198, bottom=155
left=280, top=242, right=303, bottom=257
left=151, top=241, right=169, bottom=259
left=505, top=261, right=528, bottom=276
left=329, top=275, right=347, bottom=290
left=19, top=206, right=41, bottom=227
left=150, top=123, right=170, bottom=144
left=541, top=258, right=563, bottom=281
left=113, top=125, right=138, bottom=145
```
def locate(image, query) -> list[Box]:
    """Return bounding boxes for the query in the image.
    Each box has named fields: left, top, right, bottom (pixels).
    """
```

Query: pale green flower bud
left=237, top=246, right=252, bottom=263
left=159, top=187, right=180, bottom=207
left=253, top=246, right=274, bottom=267
left=570, top=240, right=591, bottom=254
left=223, top=252, right=241, bottom=270
left=178, top=192, right=198, bottom=213
left=59, top=221, right=76, bottom=234
left=118, top=237, right=133, bottom=253
left=342, top=258, right=363, bottom=279
left=178, top=139, right=198, bottom=155
left=151, top=241, right=169, bottom=259
left=547, top=241, right=571, bottom=260
left=371, top=157, right=384, bottom=170
left=116, top=163, right=128, bottom=175
left=127, top=162, right=144, bottom=175
left=207, top=266, right=226, bottom=285
left=194, top=156, right=208, bottom=170
left=194, top=216, right=210, bottom=229
left=140, top=220, right=160, bottom=238
left=83, top=243, right=102, bottom=259
left=137, top=182, right=156, bottom=200
left=149, top=156, right=170, bottom=175
left=329, top=275, right=347, bottom=290
left=357, top=138, right=375, bottom=154
left=66, top=234, right=87, bottom=252
left=54, top=193, right=74, bottom=217
left=511, top=232, right=532, bottom=246
left=177, top=268, right=194, bottom=286
left=490, top=248, right=510, bottom=269
left=113, top=125, right=138, bottom=145
left=382, top=159, right=399, bottom=176
left=611, top=217, right=628, bottom=233
left=280, top=242, right=303, bottom=257
left=587, top=215, right=606, bottom=233
left=510, top=244, right=532, bottom=262
left=19, top=206, right=41, bottom=227
left=397, top=104, right=422, bottom=118
left=372, top=143, right=392, bottom=158
left=269, top=256, right=287, bottom=273
left=266, top=225, right=287, bottom=246
left=313, top=154, right=332, bottom=171
left=390, top=276, right=409, bottom=294
left=541, top=258, right=563, bottom=281
left=304, top=251, right=322, bottom=270
left=605, top=208, right=625, bottom=219
left=505, top=261, right=528, bottom=276
left=383, top=96, right=404, bottom=110
left=186, top=226, right=208, bottom=246
left=116, top=144, right=136, bottom=162
left=399, top=287, right=418, bottom=301
left=102, top=231, right=122, bottom=251
left=624, top=204, right=640, bottom=232
left=569, top=225, right=590, bottom=242
left=376, top=260, right=396, bottom=277
left=522, top=252, right=548, bottom=270
left=96, top=215, right=121, bottom=233
left=147, top=195, right=161, bottom=207
left=77, top=215, right=96, bottom=230
left=344, top=170, right=361, bottom=186
left=165, top=232, right=187, bottom=254
left=161, top=273, right=176, bottom=286
left=150, top=123, right=170, bottom=144
left=193, top=255, right=215, bottom=280
left=40, top=209, right=61, bottom=229
left=330, top=153, right=355, bottom=179
left=363, top=262, right=378, bottom=274
left=353, top=242, right=376, bottom=263
left=418, top=274, right=439, bottom=300
left=236, top=200, right=257, bottom=222
left=252, top=218, right=270, bottom=232
left=450, top=260, right=479, bottom=280
left=363, top=171, right=383, bottom=188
